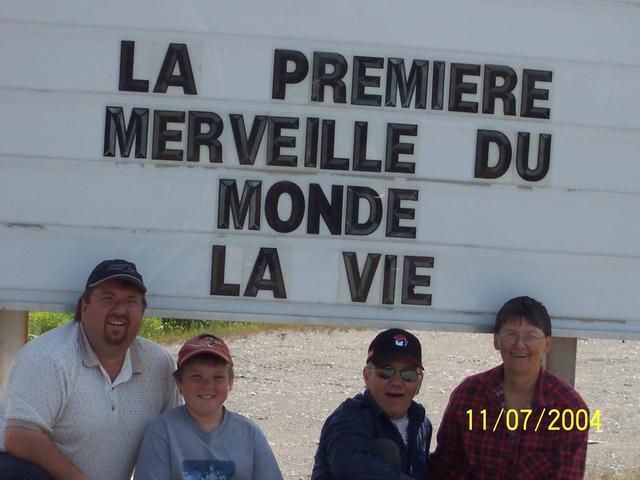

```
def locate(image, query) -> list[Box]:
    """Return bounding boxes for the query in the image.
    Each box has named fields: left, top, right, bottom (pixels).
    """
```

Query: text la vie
left=210, top=245, right=433, bottom=306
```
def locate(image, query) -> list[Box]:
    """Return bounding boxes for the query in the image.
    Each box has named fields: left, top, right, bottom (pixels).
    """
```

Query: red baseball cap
left=177, top=333, right=233, bottom=367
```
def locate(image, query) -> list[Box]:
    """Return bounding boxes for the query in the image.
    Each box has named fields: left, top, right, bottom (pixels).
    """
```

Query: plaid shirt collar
left=478, top=364, right=556, bottom=409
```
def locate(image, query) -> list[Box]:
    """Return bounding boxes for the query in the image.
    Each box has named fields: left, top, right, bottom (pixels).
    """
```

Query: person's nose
left=198, top=376, right=216, bottom=387
left=111, top=300, right=128, bottom=315
left=388, top=372, right=404, bottom=386
left=514, top=335, right=527, bottom=349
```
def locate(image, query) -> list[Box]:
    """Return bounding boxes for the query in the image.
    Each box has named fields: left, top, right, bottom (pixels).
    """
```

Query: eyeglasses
left=499, top=332, right=545, bottom=345
left=92, top=294, right=143, bottom=311
left=370, top=366, right=422, bottom=382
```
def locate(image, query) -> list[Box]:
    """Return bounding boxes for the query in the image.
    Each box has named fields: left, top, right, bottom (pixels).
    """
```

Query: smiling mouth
left=198, top=394, right=214, bottom=399
left=386, top=393, right=404, bottom=399
left=107, top=319, right=127, bottom=327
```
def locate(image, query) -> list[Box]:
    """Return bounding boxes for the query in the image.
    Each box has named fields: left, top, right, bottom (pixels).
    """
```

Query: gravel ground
left=168, top=328, right=640, bottom=480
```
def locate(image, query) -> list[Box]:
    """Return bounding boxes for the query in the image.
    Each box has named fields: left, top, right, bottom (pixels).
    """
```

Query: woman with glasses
left=429, top=296, right=589, bottom=479
left=311, top=328, right=432, bottom=480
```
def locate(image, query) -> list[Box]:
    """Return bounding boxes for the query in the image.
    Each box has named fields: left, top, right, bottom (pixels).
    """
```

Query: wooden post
left=0, top=310, right=28, bottom=386
left=544, top=336, right=577, bottom=387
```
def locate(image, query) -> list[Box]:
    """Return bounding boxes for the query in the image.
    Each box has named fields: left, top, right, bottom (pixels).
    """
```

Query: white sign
left=1, top=0, right=639, bottom=338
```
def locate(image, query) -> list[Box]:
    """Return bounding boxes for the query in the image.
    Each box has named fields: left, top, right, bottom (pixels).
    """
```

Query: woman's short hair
left=494, top=296, right=552, bottom=337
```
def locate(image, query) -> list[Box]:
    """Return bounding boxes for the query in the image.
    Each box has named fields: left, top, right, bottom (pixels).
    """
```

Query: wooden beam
left=0, top=310, right=28, bottom=386
left=544, top=336, right=577, bottom=387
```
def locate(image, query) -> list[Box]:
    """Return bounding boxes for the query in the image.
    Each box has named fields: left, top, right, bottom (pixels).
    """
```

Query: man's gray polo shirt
left=0, top=321, right=180, bottom=480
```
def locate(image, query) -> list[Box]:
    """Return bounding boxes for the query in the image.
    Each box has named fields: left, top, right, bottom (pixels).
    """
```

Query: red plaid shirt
left=429, top=365, right=589, bottom=479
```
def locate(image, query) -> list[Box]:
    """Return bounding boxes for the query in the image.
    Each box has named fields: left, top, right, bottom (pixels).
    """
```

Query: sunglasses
left=371, top=366, right=422, bottom=382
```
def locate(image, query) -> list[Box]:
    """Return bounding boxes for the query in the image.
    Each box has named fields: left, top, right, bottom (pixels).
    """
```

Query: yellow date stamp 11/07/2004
left=466, top=408, right=602, bottom=432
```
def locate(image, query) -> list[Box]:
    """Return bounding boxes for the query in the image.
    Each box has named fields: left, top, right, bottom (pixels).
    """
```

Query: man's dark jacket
left=311, top=389, right=432, bottom=480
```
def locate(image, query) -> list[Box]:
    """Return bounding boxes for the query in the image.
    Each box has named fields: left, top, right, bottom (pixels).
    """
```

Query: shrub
left=28, top=312, right=72, bottom=338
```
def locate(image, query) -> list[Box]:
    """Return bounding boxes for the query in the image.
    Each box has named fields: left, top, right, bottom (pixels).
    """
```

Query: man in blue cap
left=0, top=259, right=180, bottom=480
left=312, top=328, right=432, bottom=479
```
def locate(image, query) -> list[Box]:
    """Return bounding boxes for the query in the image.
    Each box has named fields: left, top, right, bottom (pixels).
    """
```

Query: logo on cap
left=106, top=262, right=136, bottom=273
left=202, top=335, right=224, bottom=348
left=394, top=334, right=408, bottom=347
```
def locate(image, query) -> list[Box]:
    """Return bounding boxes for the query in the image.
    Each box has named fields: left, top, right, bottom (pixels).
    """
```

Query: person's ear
left=80, top=298, right=89, bottom=316
left=414, top=375, right=423, bottom=397
left=363, top=366, right=371, bottom=385
left=544, top=336, right=552, bottom=354
left=493, top=333, right=500, bottom=350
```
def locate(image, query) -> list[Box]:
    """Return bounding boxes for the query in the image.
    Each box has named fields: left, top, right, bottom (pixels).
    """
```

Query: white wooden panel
left=0, top=0, right=639, bottom=339
left=1, top=93, right=639, bottom=195
left=1, top=157, right=638, bottom=255
left=2, top=1, right=639, bottom=64
left=1, top=25, right=640, bottom=130
left=0, top=225, right=639, bottom=338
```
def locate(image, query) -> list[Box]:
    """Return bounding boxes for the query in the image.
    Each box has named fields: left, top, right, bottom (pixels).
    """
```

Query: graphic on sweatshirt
left=183, top=459, right=236, bottom=480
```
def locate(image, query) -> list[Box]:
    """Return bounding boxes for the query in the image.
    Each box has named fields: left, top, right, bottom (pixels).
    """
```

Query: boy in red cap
left=134, top=333, right=283, bottom=480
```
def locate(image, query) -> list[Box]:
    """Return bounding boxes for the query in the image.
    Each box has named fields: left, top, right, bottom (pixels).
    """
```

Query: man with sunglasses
left=311, top=328, right=432, bottom=479
left=0, top=259, right=180, bottom=480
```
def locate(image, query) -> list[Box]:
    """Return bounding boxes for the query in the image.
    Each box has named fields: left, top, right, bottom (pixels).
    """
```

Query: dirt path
left=169, top=329, right=640, bottom=479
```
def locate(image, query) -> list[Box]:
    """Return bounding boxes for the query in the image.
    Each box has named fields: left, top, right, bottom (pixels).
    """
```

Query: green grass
left=136, top=317, right=288, bottom=344
left=27, top=312, right=328, bottom=345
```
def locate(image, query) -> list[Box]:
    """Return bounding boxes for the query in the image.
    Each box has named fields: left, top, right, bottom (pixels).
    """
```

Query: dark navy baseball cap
left=86, top=259, right=146, bottom=293
left=367, top=328, right=423, bottom=368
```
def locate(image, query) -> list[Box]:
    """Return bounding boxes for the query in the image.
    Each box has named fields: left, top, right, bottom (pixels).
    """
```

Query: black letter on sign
left=382, top=255, right=397, bottom=305
left=449, top=63, right=480, bottom=113
left=311, top=52, right=348, bottom=103
left=265, top=181, right=305, bottom=233
left=152, top=110, right=185, bottom=161
left=353, top=121, right=382, bottom=172
left=187, top=111, right=223, bottom=163
left=521, top=69, right=552, bottom=119
left=307, top=184, right=343, bottom=235
left=482, top=65, right=517, bottom=116
left=516, top=132, right=552, bottom=181
left=342, top=252, right=381, bottom=302
left=217, top=179, right=261, bottom=230
left=119, top=41, right=149, bottom=92
left=402, top=256, right=433, bottom=306
left=230, top=114, right=268, bottom=165
left=210, top=245, right=240, bottom=296
left=385, top=123, right=417, bottom=174
left=244, top=248, right=287, bottom=298
left=272, top=49, right=309, bottom=100
left=386, top=189, right=418, bottom=239
left=351, top=56, right=384, bottom=107
left=320, top=120, right=350, bottom=170
left=385, top=58, right=428, bottom=109
left=103, top=107, right=149, bottom=158
left=153, top=44, right=197, bottom=95
left=431, top=61, right=446, bottom=110
left=267, top=116, right=299, bottom=167
left=304, top=117, right=320, bottom=167
left=474, top=129, right=512, bottom=179
left=345, top=186, right=382, bottom=236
